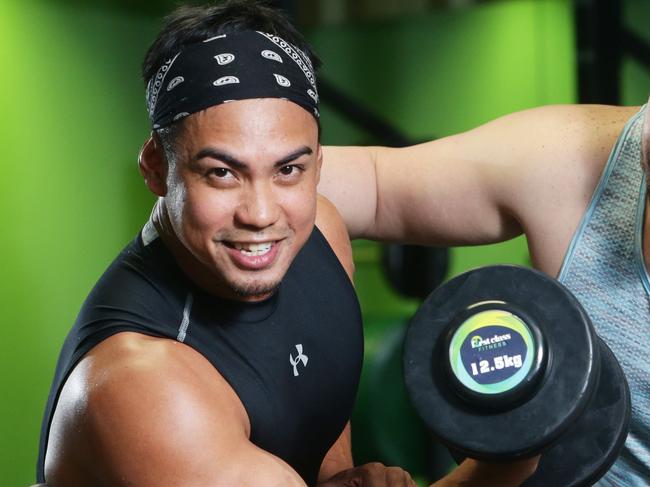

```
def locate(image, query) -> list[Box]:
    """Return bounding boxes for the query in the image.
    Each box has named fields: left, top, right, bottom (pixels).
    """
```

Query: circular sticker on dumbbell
left=449, top=309, right=536, bottom=394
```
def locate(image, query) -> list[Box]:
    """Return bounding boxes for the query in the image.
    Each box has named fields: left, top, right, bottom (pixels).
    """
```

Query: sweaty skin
left=319, top=104, right=645, bottom=277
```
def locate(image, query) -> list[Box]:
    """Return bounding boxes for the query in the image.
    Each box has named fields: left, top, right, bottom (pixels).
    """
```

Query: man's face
left=164, top=98, right=321, bottom=301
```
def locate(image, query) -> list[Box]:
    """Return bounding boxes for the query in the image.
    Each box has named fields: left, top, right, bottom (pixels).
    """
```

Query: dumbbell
left=403, top=265, right=630, bottom=486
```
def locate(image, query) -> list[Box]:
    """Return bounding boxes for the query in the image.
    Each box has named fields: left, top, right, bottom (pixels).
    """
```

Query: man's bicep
left=45, top=335, right=306, bottom=487
left=321, top=138, right=521, bottom=246
left=323, top=105, right=629, bottom=247
left=369, top=139, right=520, bottom=245
left=367, top=105, right=639, bottom=248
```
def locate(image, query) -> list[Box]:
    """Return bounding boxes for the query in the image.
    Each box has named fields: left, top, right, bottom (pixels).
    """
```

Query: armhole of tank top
left=634, top=178, right=650, bottom=296
left=312, top=226, right=358, bottom=299
left=557, top=108, right=646, bottom=283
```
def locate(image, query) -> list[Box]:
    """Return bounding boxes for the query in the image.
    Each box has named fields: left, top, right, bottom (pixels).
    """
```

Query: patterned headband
left=146, top=30, right=319, bottom=129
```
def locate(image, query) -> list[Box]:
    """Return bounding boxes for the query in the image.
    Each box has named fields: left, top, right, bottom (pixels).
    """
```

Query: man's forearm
left=431, top=457, right=539, bottom=487
left=317, top=423, right=354, bottom=482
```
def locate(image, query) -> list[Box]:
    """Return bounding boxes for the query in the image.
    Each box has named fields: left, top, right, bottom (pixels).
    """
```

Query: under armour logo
left=289, top=344, right=308, bottom=377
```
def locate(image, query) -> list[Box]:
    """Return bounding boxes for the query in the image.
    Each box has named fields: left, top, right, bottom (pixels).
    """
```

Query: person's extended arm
left=320, top=104, right=637, bottom=275
left=44, top=332, right=308, bottom=487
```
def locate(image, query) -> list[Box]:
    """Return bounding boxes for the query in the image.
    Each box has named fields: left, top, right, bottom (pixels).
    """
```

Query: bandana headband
left=146, top=30, right=319, bottom=130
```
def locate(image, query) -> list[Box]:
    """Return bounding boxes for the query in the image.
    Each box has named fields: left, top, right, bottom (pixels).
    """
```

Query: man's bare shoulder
left=45, top=332, right=250, bottom=486
left=487, top=104, right=641, bottom=275
left=315, top=195, right=354, bottom=281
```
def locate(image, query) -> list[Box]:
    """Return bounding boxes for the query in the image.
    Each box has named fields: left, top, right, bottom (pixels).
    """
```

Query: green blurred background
left=0, top=0, right=648, bottom=485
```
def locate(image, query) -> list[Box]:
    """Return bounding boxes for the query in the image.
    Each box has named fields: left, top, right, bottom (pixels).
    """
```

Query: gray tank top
left=558, top=105, right=650, bottom=486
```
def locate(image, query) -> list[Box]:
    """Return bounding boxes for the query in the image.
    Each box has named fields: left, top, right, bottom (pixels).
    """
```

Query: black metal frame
left=575, top=0, right=650, bottom=104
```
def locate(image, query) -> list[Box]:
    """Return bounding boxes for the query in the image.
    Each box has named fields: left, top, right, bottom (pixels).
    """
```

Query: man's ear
left=139, top=135, right=168, bottom=196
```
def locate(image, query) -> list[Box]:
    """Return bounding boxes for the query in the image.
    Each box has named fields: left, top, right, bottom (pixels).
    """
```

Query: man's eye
left=279, top=165, right=298, bottom=176
left=209, top=168, right=231, bottom=178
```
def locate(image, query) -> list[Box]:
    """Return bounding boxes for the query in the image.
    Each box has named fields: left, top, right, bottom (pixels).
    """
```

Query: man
left=320, top=101, right=650, bottom=486
left=36, top=2, right=537, bottom=486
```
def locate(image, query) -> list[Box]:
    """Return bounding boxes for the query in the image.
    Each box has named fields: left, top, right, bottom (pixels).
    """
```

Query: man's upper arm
left=321, top=104, right=637, bottom=248
left=315, top=195, right=355, bottom=282
left=45, top=332, right=306, bottom=487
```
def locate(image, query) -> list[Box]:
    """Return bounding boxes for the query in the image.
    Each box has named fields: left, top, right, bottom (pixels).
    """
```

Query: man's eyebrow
left=193, top=146, right=314, bottom=169
left=274, top=146, right=313, bottom=167
left=193, top=148, right=247, bottom=170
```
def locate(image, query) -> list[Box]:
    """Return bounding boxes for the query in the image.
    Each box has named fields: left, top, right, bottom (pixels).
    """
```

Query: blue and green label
left=448, top=309, right=535, bottom=395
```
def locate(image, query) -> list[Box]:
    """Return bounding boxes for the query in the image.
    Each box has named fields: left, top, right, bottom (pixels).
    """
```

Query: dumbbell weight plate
left=521, top=336, right=630, bottom=486
left=404, top=265, right=598, bottom=460
left=450, top=337, right=630, bottom=486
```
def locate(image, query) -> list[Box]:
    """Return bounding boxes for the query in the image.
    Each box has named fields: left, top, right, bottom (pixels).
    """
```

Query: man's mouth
left=221, top=238, right=285, bottom=270
left=230, top=241, right=274, bottom=256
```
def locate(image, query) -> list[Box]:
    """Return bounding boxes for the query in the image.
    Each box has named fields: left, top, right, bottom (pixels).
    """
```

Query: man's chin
left=230, top=280, right=280, bottom=301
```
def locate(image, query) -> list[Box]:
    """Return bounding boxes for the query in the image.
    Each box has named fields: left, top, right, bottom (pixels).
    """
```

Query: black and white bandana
left=145, top=30, right=319, bottom=129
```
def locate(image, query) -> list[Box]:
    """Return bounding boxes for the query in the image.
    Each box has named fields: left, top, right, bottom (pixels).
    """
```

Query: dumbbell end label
left=449, top=309, right=536, bottom=395
left=469, top=353, right=523, bottom=376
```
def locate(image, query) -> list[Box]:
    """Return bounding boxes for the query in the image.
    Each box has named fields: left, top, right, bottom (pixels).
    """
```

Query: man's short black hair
left=142, top=0, right=321, bottom=84
left=143, top=0, right=322, bottom=162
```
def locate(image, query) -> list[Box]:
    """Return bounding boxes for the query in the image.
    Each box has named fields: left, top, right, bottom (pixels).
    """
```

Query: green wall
left=0, top=2, right=158, bottom=485
left=0, top=1, right=647, bottom=485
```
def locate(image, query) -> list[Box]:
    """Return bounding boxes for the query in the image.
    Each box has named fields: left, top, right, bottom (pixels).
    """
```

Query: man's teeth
left=233, top=242, right=273, bottom=255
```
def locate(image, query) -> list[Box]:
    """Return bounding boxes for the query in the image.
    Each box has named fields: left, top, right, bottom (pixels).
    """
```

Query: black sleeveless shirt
left=36, top=224, right=363, bottom=485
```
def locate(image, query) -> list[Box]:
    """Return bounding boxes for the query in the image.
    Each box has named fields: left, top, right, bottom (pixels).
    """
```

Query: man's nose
left=235, top=183, right=280, bottom=229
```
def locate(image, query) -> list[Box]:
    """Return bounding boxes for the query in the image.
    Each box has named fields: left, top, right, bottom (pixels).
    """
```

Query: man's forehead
left=175, top=101, right=317, bottom=162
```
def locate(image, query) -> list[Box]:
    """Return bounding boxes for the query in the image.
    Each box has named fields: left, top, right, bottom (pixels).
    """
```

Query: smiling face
left=158, top=98, right=321, bottom=301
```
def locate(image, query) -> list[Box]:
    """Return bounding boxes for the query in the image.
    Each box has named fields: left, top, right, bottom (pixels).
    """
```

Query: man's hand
left=432, top=456, right=540, bottom=487
left=317, top=462, right=417, bottom=486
